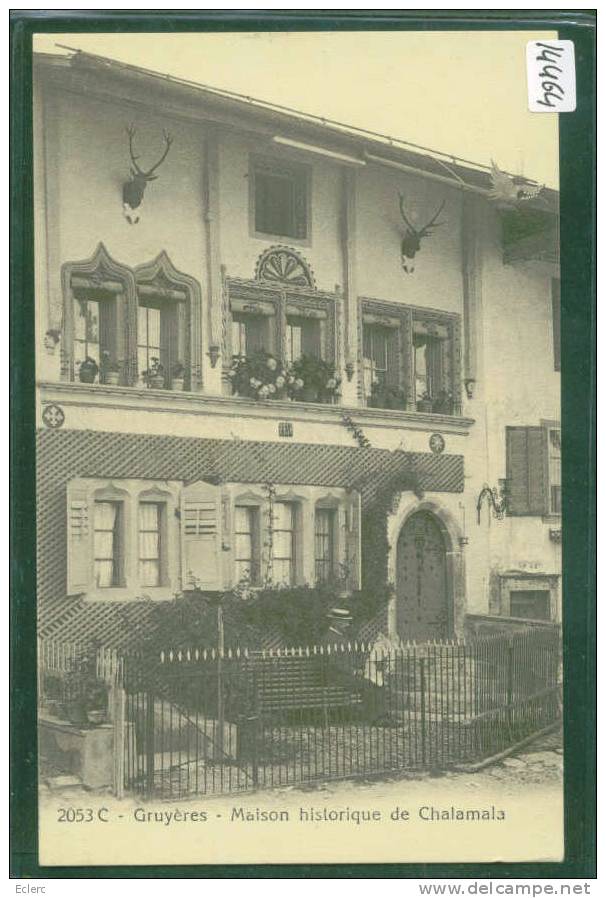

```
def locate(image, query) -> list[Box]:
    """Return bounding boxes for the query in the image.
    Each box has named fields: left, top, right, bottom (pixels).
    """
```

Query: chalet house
left=34, top=50, right=561, bottom=652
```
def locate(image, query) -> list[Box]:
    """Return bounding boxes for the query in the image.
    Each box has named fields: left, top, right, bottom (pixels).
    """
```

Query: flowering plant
left=229, top=350, right=289, bottom=400
left=287, top=355, right=341, bottom=402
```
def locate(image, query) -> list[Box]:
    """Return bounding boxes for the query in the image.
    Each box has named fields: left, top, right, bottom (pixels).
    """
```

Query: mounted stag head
left=122, top=125, right=173, bottom=224
left=398, top=194, right=446, bottom=273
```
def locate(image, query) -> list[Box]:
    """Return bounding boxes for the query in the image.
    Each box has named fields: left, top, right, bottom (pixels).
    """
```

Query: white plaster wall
left=356, top=164, right=464, bottom=312
left=219, top=135, right=344, bottom=291
left=34, top=85, right=210, bottom=381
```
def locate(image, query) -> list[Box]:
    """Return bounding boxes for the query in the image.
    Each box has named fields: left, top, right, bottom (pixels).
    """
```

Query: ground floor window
left=509, top=590, right=551, bottom=621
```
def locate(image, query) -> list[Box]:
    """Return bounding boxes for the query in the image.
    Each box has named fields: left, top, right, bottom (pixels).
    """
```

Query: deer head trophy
left=122, top=125, right=173, bottom=224
left=398, top=194, right=446, bottom=273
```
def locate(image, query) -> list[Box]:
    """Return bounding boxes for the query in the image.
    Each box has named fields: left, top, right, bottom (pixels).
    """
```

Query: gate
left=123, top=628, right=562, bottom=800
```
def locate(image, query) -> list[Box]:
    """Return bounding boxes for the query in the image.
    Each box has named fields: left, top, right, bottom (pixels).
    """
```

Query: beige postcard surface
left=34, top=29, right=563, bottom=867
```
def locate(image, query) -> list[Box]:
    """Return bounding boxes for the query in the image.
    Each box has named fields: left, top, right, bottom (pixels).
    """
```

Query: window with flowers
left=226, top=280, right=340, bottom=404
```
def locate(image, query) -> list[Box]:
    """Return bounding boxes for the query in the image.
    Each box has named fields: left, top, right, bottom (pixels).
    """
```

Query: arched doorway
left=396, top=510, right=451, bottom=642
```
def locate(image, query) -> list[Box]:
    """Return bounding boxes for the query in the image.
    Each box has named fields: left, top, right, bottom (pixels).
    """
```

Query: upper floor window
left=231, top=310, right=275, bottom=360
left=285, top=312, right=324, bottom=364
left=363, top=323, right=399, bottom=394
left=62, top=245, right=201, bottom=392
left=251, top=157, right=310, bottom=241
left=361, top=300, right=461, bottom=414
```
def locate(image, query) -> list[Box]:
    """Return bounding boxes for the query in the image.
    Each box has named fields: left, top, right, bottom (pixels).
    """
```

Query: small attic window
left=252, top=156, right=309, bottom=240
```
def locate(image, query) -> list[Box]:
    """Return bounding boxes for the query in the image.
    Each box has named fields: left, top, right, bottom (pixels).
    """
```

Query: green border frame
left=10, top=9, right=596, bottom=879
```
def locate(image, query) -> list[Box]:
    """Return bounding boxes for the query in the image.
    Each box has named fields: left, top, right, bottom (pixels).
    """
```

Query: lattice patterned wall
left=36, top=428, right=464, bottom=612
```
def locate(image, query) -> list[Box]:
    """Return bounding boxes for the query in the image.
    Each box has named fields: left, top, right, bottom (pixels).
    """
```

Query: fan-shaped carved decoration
left=255, top=246, right=316, bottom=289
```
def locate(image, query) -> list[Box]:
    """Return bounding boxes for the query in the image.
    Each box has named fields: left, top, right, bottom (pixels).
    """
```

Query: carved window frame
left=223, top=278, right=340, bottom=378
left=134, top=252, right=203, bottom=392
left=358, top=296, right=462, bottom=413
left=61, top=243, right=137, bottom=384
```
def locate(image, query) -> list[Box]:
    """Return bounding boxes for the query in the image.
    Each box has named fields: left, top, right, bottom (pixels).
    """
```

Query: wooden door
left=396, top=511, right=449, bottom=641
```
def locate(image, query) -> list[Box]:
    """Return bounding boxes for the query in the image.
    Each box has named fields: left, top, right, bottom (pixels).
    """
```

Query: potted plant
left=78, top=356, right=99, bottom=384
left=369, top=383, right=407, bottom=410
left=62, top=650, right=110, bottom=726
left=171, top=360, right=186, bottom=391
left=228, top=351, right=288, bottom=401
left=100, top=351, right=122, bottom=386
left=416, top=391, right=434, bottom=413
left=432, top=389, right=454, bottom=415
left=288, top=355, right=341, bottom=404
left=143, top=357, right=165, bottom=389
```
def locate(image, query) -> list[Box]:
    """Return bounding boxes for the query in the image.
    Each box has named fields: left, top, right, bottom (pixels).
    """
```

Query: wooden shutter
left=66, top=481, right=92, bottom=595
left=180, top=481, right=223, bottom=591
left=345, top=493, right=362, bottom=591
left=552, top=279, right=561, bottom=371
left=506, top=427, right=548, bottom=516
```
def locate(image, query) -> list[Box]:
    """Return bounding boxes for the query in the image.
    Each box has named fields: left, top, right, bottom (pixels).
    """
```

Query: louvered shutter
left=67, top=481, right=92, bottom=595
left=180, top=481, right=223, bottom=591
left=345, top=493, right=362, bottom=591
left=506, top=427, right=548, bottom=516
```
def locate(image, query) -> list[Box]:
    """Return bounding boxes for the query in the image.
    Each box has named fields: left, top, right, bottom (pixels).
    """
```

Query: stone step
left=45, top=774, right=84, bottom=791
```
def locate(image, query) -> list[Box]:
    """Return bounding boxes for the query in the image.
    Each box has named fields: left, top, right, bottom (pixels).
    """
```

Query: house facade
left=34, top=50, right=561, bottom=651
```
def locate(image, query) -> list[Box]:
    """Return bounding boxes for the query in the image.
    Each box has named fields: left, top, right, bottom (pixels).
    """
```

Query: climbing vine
left=341, top=414, right=372, bottom=448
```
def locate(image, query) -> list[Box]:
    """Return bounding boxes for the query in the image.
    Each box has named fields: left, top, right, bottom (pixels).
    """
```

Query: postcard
left=29, top=27, right=567, bottom=868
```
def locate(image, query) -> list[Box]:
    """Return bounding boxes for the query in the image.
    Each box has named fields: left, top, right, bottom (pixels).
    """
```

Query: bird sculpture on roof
left=488, top=160, right=544, bottom=210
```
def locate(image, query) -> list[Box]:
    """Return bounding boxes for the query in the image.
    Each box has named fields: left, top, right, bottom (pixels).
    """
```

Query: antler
left=398, top=193, right=418, bottom=234
left=126, top=124, right=143, bottom=176
left=417, top=199, right=446, bottom=238
left=142, top=129, right=173, bottom=179
left=126, top=125, right=173, bottom=180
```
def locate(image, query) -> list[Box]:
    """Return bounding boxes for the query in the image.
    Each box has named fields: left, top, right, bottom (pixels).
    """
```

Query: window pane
left=74, top=299, right=88, bottom=340
left=255, top=171, right=295, bottom=236
left=138, top=305, right=148, bottom=345
left=315, top=508, right=335, bottom=583
left=232, top=319, right=246, bottom=357
left=235, top=533, right=252, bottom=559
left=140, top=560, right=160, bottom=588
left=147, top=307, right=161, bottom=350
left=94, top=501, right=120, bottom=588
left=286, top=322, right=303, bottom=363
left=94, top=531, right=114, bottom=559
left=272, top=559, right=292, bottom=586
left=273, top=502, right=293, bottom=530
left=139, top=503, right=161, bottom=586
left=86, top=301, right=100, bottom=343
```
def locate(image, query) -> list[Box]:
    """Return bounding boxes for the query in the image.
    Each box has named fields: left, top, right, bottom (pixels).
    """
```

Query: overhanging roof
left=33, top=48, right=558, bottom=214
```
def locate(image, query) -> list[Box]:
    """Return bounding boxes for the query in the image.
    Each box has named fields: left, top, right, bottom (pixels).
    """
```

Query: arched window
left=61, top=243, right=137, bottom=385
left=135, top=252, right=203, bottom=391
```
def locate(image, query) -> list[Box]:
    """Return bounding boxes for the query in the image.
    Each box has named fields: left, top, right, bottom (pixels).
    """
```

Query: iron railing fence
left=121, top=627, right=562, bottom=800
